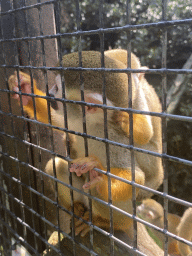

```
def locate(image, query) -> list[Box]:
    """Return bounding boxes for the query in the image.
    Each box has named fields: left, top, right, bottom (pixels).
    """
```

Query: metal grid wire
left=0, top=0, right=192, bottom=255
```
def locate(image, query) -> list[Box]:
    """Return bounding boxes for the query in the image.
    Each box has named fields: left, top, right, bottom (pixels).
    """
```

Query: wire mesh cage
left=0, top=0, right=192, bottom=255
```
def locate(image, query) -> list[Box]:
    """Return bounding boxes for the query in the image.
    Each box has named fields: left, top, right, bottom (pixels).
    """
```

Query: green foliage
left=145, top=226, right=163, bottom=249
left=137, top=213, right=163, bottom=249
left=59, top=0, right=192, bottom=68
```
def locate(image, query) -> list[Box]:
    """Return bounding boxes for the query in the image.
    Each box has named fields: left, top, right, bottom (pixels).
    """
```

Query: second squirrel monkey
left=137, top=199, right=192, bottom=256
left=137, top=199, right=181, bottom=254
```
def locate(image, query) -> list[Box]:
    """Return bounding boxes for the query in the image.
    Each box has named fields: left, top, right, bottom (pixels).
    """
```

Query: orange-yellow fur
left=72, top=156, right=143, bottom=203
left=25, top=86, right=49, bottom=124
left=105, top=49, right=153, bottom=145
left=9, top=71, right=49, bottom=123
left=98, top=168, right=139, bottom=202
left=168, top=242, right=180, bottom=255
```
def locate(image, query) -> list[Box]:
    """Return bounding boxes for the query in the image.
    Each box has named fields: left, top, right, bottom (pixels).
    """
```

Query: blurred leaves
left=59, top=0, right=192, bottom=68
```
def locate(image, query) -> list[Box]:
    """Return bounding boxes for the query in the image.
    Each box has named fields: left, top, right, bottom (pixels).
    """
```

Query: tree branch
left=166, top=54, right=192, bottom=114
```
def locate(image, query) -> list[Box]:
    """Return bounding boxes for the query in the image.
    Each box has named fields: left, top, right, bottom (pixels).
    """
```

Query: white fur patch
left=86, top=92, right=114, bottom=106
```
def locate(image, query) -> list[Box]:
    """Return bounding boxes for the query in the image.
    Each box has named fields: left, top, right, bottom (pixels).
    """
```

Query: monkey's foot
left=71, top=202, right=89, bottom=237
left=73, top=202, right=87, bottom=218
left=70, top=156, right=104, bottom=190
left=8, top=71, right=33, bottom=105
left=74, top=210, right=90, bottom=237
left=75, top=212, right=110, bottom=237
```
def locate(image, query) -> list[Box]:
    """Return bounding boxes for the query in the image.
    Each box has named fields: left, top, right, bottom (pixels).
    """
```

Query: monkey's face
left=137, top=203, right=157, bottom=222
left=49, top=74, right=123, bottom=139
left=65, top=91, right=115, bottom=136
left=137, top=200, right=161, bottom=221
left=49, top=73, right=116, bottom=136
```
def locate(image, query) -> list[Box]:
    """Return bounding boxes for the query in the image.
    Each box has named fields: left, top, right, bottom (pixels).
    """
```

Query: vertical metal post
left=162, top=0, right=168, bottom=255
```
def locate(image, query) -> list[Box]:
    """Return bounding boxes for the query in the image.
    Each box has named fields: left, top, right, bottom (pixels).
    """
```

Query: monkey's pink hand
left=8, top=71, right=32, bottom=105
left=70, top=156, right=103, bottom=190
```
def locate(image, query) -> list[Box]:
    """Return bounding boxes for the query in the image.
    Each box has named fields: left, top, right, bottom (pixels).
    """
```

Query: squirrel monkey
left=8, top=49, right=163, bottom=200
left=8, top=50, right=164, bottom=254
left=137, top=199, right=192, bottom=255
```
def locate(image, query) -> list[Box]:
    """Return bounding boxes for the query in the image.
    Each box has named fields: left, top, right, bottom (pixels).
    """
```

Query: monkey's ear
left=85, top=93, right=114, bottom=114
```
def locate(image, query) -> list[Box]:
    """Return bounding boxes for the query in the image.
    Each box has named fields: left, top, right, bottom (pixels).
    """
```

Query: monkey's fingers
left=70, top=156, right=102, bottom=176
left=75, top=210, right=89, bottom=226
left=70, top=163, right=91, bottom=176
left=74, top=218, right=83, bottom=227
left=75, top=222, right=90, bottom=237
left=74, top=210, right=90, bottom=237
left=12, top=86, right=20, bottom=100
left=8, top=74, right=20, bottom=99
left=8, top=71, right=32, bottom=105
left=83, top=176, right=103, bottom=190
left=80, top=226, right=90, bottom=237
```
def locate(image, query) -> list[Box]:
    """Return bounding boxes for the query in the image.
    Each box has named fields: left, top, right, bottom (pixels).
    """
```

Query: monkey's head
left=137, top=199, right=164, bottom=221
left=48, top=50, right=140, bottom=110
left=48, top=51, right=137, bottom=136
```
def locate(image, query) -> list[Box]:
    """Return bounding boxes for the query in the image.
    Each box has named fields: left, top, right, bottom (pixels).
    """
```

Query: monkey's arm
left=70, top=156, right=145, bottom=202
left=96, top=167, right=145, bottom=202
left=114, top=111, right=153, bottom=145
left=8, top=71, right=49, bottom=123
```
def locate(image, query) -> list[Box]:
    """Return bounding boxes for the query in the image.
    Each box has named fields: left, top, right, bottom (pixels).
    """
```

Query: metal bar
left=0, top=18, right=192, bottom=40
left=161, top=0, right=169, bottom=255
